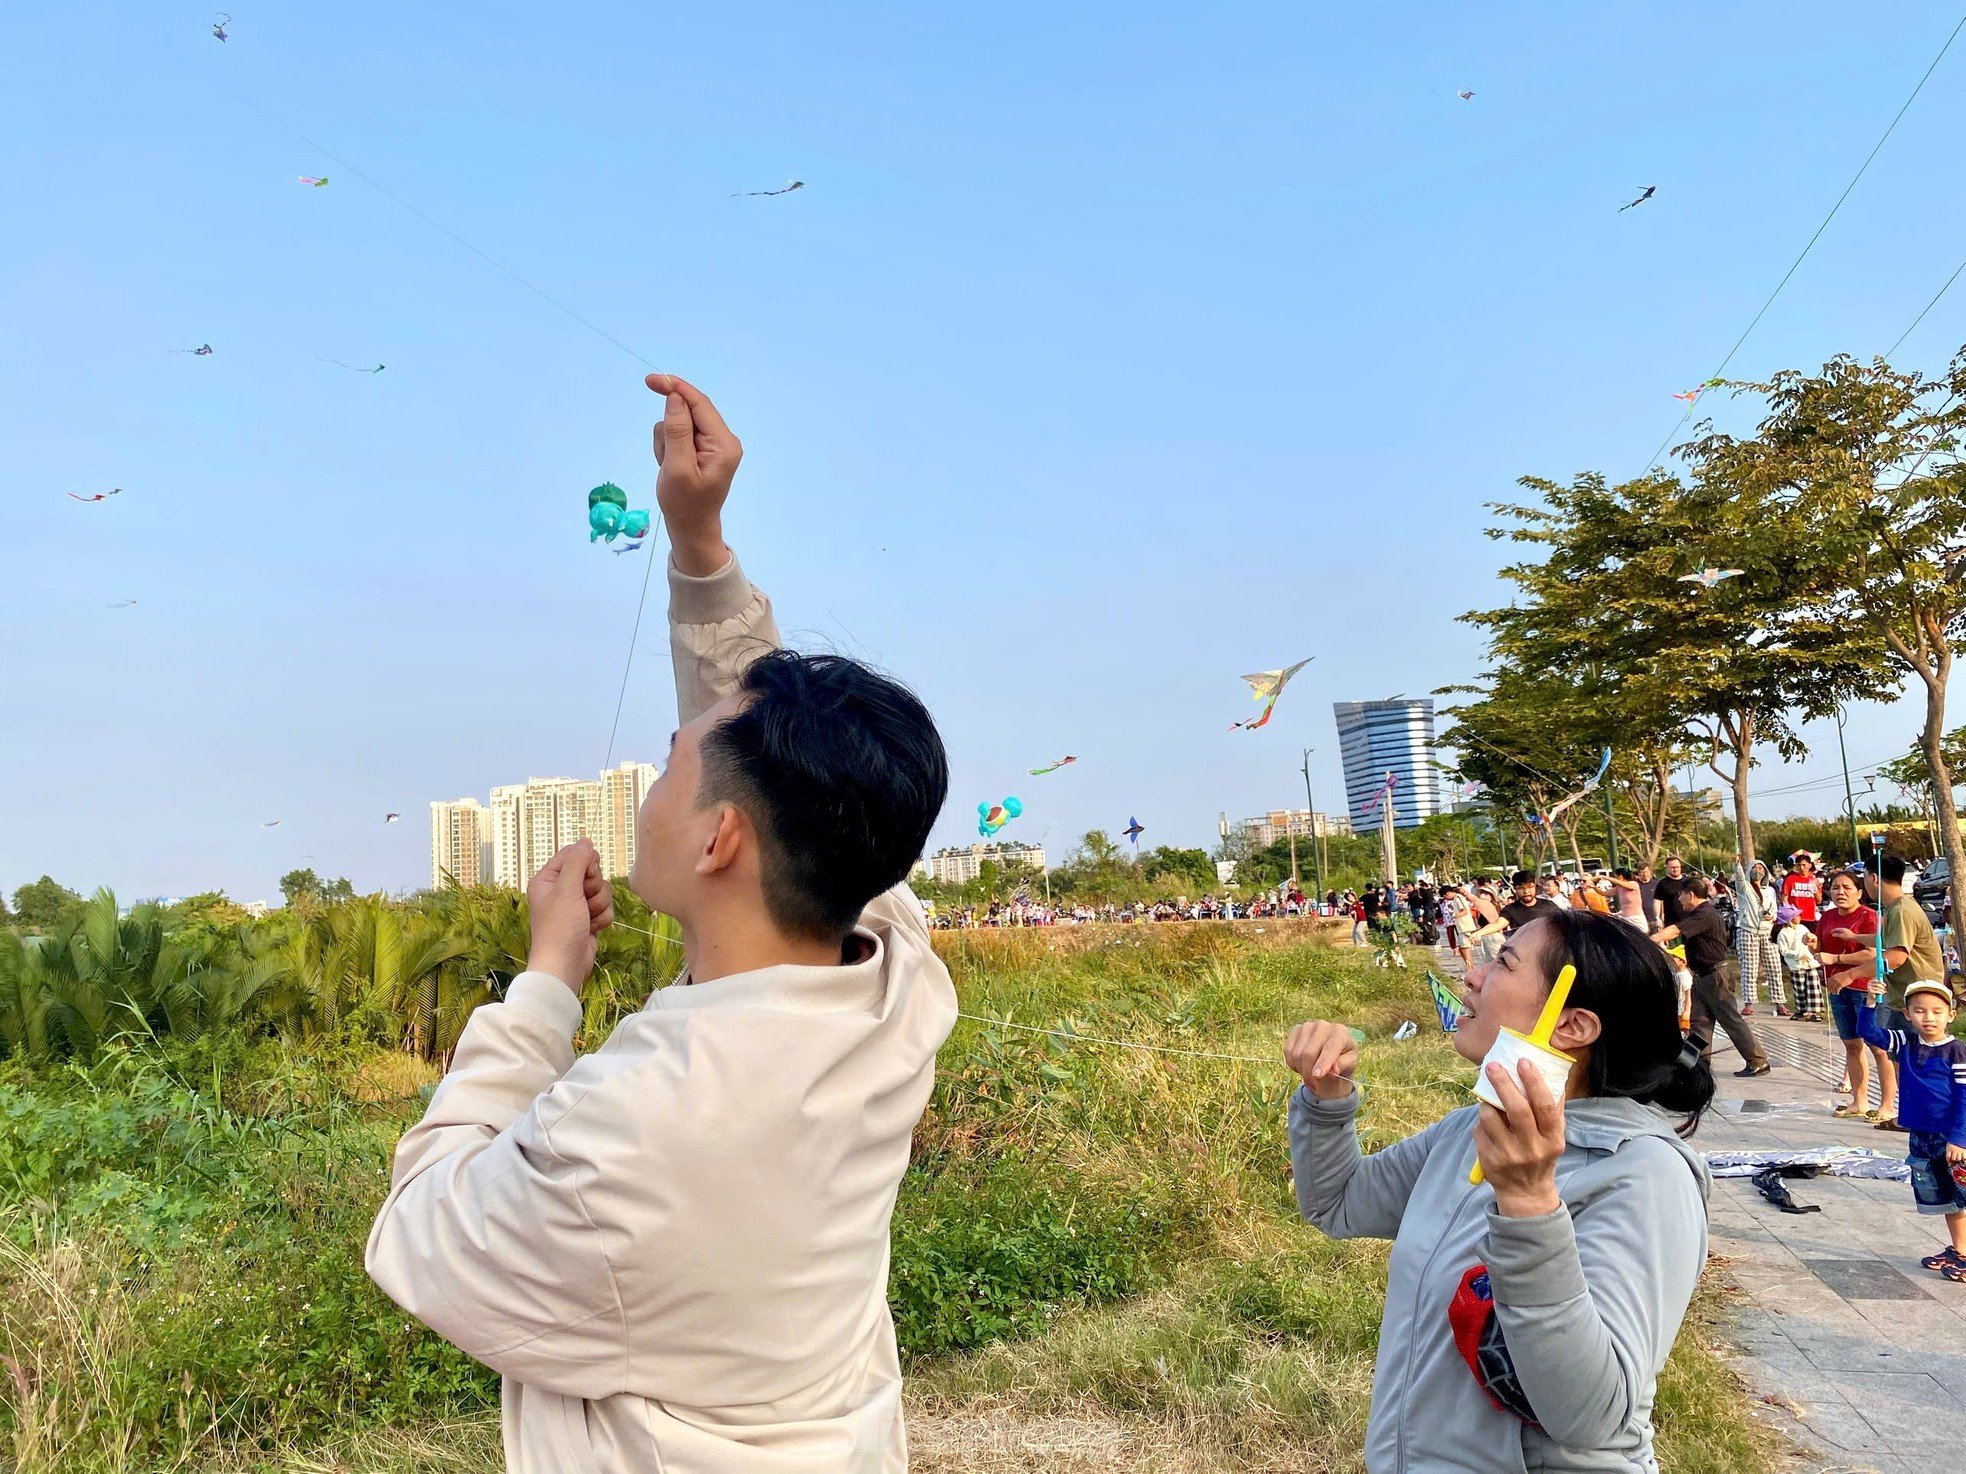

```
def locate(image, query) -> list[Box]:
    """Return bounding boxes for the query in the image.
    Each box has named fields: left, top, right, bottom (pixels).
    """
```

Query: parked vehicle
left=1914, top=857, right=1951, bottom=929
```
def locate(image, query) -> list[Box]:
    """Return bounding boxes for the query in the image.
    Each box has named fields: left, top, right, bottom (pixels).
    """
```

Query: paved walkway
left=1701, top=1009, right=1966, bottom=1472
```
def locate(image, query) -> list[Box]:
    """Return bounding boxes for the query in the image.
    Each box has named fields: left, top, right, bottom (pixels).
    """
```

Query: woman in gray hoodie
left=1286, top=907, right=1714, bottom=1473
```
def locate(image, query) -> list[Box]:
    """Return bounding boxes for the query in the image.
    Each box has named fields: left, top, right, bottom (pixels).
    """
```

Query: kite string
left=1636, top=11, right=1966, bottom=473
left=229, top=93, right=658, bottom=371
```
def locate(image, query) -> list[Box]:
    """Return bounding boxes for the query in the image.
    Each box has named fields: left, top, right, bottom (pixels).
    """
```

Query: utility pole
left=1302, top=748, right=1325, bottom=897
left=1835, top=706, right=1861, bottom=863
left=1603, top=784, right=1620, bottom=869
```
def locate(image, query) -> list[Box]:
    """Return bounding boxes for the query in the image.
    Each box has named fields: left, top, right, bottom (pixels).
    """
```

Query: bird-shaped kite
left=613, top=540, right=646, bottom=555
left=1230, top=657, right=1312, bottom=731
left=1677, top=563, right=1743, bottom=590
left=977, top=796, right=1023, bottom=838
left=588, top=482, right=651, bottom=544
left=1457, top=90, right=1475, bottom=100
left=1123, top=816, right=1145, bottom=849
left=298, top=176, right=329, bottom=188
left=171, top=344, right=214, bottom=356
left=106, top=599, right=138, bottom=608
left=384, top=813, right=400, bottom=824
left=1029, top=756, right=1078, bottom=776
left=68, top=489, right=122, bottom=502
left=1672, top=389, right=1699, bottom=403
left=735, top=180, right=804, bottom=198
left=261, top=820, right=281, bottom=828
left=212, top=12, right=229, bottom=41
left=1620, top=186, right=1657, bottom=211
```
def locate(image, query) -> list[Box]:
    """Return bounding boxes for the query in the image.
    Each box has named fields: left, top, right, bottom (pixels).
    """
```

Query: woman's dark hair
left=1531, top=908, right=1715, bottom=1135
left=698, top=650, right=948, bottom=943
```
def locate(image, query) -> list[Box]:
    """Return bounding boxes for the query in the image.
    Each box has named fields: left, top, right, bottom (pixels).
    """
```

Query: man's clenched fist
left=646, top=373, right=740, bottom=577
left=526, top=840, right=613, bottom=992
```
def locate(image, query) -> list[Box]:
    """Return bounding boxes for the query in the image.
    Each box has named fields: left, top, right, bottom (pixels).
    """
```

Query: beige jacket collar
left=651, top=926, right=886, bottom=1016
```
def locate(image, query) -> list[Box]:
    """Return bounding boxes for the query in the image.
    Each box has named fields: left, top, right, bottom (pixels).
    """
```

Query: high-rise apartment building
left=455, top=768, right=663, bottom=891
left=429, top=798, right=488, bottom=889
left=1333, top=698, right=1444, bottom=831
left=600, top=761, right=662, bottom=881
left=489, top=784, right=527, bottom=889
left=912, top=842, right=1048, bottom=886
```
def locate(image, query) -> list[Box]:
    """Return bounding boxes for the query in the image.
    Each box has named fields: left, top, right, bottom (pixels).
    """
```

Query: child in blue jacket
left=1859, top=979, right=1966, bottom=1280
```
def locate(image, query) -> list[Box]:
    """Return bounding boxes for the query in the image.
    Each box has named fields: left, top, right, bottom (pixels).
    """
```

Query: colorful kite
left=320, top=357, right=384, bottom=373
left=1427, top=972, right=1464, bottom=1033
left=68, top=489, right=122, bottom=502
left=1123, top=816, right=1145, bottom=848
left=1677, top=563, right=1743, bottom=590
left=1530, top=747, right=1613, bottom=829
left=1230, top=657, right=1312, bottom=732
left=1620, top=185, right=1656, bottom=211
left=172, top=344, right=214, bottom=356
left=734, top=180, right=804, bottom=197
left=1029, top=756, right=1078, bottom=776
left=1672, top=389, right=1699, bottom=403
left=977, top=796, right=1023, bottom=837
left=588, top=482, right=651, bottom=544
left=298, top=176, right=329, bottom=188
left=212, top=12, right=229, bottom=41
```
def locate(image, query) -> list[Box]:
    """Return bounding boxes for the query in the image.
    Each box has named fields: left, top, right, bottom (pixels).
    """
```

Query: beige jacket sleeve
left=669, top=551, right=783, bottom=726
left=364, top=975, right=629, bottom=1395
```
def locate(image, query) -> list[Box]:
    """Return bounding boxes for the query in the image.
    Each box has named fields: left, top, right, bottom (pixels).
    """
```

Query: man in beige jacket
left=366, top=374, right=957, bottom=1472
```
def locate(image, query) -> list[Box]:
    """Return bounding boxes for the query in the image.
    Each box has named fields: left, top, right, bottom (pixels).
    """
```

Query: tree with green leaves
left=10, top=875, right=86, bottom=934
left=1704, top=351, right=1966, bottom=903
left=1474, top=465, right=1878, bottom=864
left=279, top=868, right=357, bottom=908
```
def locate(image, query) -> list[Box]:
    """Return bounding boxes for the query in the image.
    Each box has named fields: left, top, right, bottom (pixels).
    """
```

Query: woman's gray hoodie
left=1290, top=1087, right=1710, bottom=1473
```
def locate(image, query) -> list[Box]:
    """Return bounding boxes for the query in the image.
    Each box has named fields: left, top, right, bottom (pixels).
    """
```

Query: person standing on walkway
left=1608, top=869, right=1649, bottom=931
left=1654, top=876, right=1770, bottom=1078
left=1636, top=862, right=1660, bottom=933
left=1442, top=883, right=1476, bottom=972
left=1774, top=905, right=1827, bottom=1021
left=1869, top=856, right=1946, bottom=1132
left=1651, top=856, right=1694, bottom=932
left=1284, top=909, right=1715, bottom=1473
left=1813, top=869, right=1884, bottom=1121
left=1781, top=852, right=1823, bottom=928
left=1854, top=982, right=1966, bottom=1281
left=1731, top=859, right=1786, bottom=1016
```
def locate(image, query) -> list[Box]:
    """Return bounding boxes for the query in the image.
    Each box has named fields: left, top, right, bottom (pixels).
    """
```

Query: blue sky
left=3, top=2, right=1963, bottom=904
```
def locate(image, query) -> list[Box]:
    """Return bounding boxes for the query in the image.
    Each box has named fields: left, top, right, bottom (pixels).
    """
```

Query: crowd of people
left=923, top=886, right=1317, bottom=929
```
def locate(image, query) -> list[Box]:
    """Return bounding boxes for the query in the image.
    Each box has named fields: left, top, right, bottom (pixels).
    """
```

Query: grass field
left=0, top=922, right=1780, bottom=1472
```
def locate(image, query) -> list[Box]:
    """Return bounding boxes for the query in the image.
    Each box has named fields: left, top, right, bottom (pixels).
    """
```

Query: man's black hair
left=1685, top=875, right=1711, bottom=900
left=1881, top=855, right=1909, bottom=886
left=1510, top=869, right=1535, bottom=888
left=698, top=650, right=948, bottom=943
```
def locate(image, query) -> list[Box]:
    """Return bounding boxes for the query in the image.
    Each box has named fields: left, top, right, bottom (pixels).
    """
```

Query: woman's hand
left=1473, top=1059, right=1566, bottom=1217
left=1285, top=1020, right=1358, bottom=1101
left=1947, top=1143, right=1966, bottom=1168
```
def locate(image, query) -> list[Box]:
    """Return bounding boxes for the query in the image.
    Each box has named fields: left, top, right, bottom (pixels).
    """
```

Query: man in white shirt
left=367, top=375, right=956, bottom=1472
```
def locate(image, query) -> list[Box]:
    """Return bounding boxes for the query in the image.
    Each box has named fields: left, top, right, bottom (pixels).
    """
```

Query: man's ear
left=1552, top=1007, right=1603, bottom=1054
left=695, top=805, right=748, bottom=878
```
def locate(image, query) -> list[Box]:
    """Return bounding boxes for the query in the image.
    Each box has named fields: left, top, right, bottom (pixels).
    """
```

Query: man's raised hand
left=646, top=373, right=740, bottom=576
left=525, top=839, right=613, bottom=993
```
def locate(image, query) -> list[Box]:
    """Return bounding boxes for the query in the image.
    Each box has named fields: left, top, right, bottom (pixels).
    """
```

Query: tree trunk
left=1917, top=666, right=1965, bottom=938
left=1730, top=766, right=1756, bottom=870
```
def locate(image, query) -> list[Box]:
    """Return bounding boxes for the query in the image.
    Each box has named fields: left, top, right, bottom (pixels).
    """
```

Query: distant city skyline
left=433, top=762, right=660, bottom=890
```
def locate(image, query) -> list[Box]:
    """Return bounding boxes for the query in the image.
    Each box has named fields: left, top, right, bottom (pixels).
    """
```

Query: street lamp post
left=1835, top=706, right=1861, bottom=863
left=1302, top=748, right=1325, bottom=898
